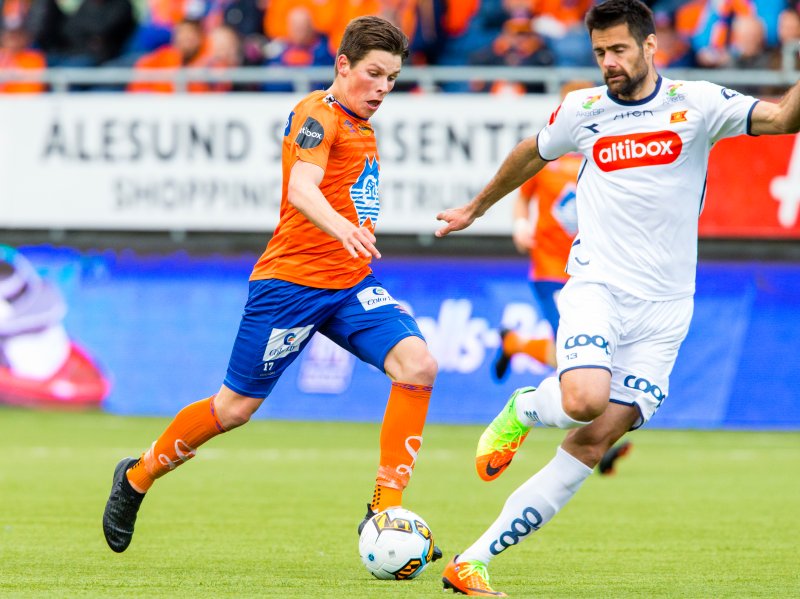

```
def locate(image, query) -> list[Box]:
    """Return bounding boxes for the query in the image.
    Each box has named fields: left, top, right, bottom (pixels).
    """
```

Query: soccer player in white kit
left=436, top=0, right=800, bottom=595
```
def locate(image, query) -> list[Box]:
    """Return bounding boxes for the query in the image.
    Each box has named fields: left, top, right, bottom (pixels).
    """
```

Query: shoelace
left=457, top=561, right=493, bottom=586
left=489, top=412, right=529, bottom=452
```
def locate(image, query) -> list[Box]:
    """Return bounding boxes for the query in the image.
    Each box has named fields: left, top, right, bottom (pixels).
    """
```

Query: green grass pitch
left=1, top=407, right=798, bottom=598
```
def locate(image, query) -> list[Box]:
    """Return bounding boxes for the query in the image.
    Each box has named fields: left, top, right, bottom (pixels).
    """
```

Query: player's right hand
left=343, top=226, right=381, bottom=259
left=435, top=205, right=476, bottom=238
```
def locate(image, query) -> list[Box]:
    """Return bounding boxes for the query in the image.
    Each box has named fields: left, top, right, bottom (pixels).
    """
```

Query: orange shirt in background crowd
left=265, top=0, right=340, bottom=42
left=127, top=46, right=210, bottom=92
left=530, top=0, right=593, bottom=27
left=442, top=0, right=479, bottom=36
left=265, top=0, right=418, bottom=56
left=0, top=47, right=46, bottom=93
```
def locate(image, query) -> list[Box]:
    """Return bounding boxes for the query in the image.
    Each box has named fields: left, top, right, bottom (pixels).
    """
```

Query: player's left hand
left=435, top=205, right=475, bottom=238
left=344, top=226, right=381, bottom=259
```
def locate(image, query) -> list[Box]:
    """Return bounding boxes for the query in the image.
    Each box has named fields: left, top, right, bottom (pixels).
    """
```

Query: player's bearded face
left=603, top=46, right=649, bottom=97
left=592, top=24, right=654, bottom=99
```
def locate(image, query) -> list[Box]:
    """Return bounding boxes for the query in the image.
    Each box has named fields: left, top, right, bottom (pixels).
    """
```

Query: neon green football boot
left=475, top=387, right=535, bottom=481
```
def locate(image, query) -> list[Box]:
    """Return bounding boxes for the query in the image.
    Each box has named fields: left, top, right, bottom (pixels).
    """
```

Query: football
left=358, top=507, right=436, bottom=580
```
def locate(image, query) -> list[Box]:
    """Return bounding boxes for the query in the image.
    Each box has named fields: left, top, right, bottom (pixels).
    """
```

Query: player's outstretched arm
left=435, top=136, right=548, bottom=238
left=750, top=80, right=800, bottom=136
left=288, top=160, right=380, bottom=259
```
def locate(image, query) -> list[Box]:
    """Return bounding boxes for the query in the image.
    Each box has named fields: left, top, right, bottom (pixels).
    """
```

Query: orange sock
left=504, top=332, right=555, bottom=367
left=371, top=382, right=432, bottom=512
left=126, top=396, right=225, bottom=492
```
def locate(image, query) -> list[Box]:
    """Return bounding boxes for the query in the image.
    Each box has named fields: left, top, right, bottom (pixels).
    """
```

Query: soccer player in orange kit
left=103, top=16, right=441, bottom=559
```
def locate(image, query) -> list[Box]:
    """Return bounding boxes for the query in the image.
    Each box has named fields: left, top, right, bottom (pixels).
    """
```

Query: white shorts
left=556, top=278, right=693, bottom=428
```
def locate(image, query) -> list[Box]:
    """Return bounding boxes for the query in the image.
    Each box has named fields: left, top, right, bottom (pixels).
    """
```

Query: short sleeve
left=700, top=82, right=759, bottom=144
left=536, top=99, right=578, bottom=161
left=290, top=101, right=338, bottom=171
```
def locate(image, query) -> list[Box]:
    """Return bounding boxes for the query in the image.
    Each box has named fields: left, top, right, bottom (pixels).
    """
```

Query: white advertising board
left=0, top=93, right=556, bottom=234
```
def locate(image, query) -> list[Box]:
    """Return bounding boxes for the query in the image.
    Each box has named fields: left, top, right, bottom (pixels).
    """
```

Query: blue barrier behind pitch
left=18, top=247, right=800, bottom=430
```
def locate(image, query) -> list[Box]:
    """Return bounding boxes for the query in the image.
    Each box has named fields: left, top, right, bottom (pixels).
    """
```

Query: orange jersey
left=251, top=90, right=380, bottom=289
left=127, top=47, right=210, bottom=93
left=520, top=153, right=582, bottom=282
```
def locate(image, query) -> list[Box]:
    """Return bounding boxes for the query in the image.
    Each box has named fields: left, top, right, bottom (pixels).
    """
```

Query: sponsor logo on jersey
left=576, top=108, right=605, bottom=117
left=613, top=109, right=654, bottom=120
left=582, top=94, right=602, bottom=109
left=593, top=131, right=683, bottom=172
left=721, top=87, right=739, bottom=100
left=343, top=118, right=357, bottom=134
left=670, top=110, right=688, bottom=124
left=295, top=116, right=324, bottom=149
left=583, top=123, right=600, bottom=133
left=263, top=325, right=314, bottom=361
left=663, top=82, right=686, bottom=103
left=667, top=82, right=684, bottom=97
left=357, top=286, right=399, bottom=311
left=350, top=156, right=380, bottom=226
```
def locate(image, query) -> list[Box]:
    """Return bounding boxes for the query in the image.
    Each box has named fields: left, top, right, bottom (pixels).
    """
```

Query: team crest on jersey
left=670, top=110, right=688, bottom=124
left=551, top=184, right=578, bottom=235
left=350, top=156, right=380, bottom=226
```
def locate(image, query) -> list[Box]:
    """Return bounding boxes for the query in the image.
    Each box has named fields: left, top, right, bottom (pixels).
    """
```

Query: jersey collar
left=606, top=74, right=662, bottom=107
left=331, top=96, right=369, bottom=121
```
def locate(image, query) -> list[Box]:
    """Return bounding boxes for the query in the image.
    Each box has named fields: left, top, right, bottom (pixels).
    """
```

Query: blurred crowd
left=1, top=0, right=799, bottom=93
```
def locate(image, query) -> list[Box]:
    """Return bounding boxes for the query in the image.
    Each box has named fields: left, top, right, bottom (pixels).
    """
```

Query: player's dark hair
left=585, top=0, right=656, bottom=45
left=336, top=16, right=409, bottom=70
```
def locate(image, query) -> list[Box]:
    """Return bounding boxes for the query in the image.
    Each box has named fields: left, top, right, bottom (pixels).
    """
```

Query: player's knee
left=216, top=394, right=260, bottom=429
left=562, top=388, right=606, bottom=422
left=409, top=351, right=438, bottom=385
left=396, top=350, right=438, bottom=386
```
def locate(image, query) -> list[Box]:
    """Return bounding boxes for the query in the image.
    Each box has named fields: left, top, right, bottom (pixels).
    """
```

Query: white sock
left=515, top=376, right=589, bottom=429
left=460, top=447, right=592, bottom=565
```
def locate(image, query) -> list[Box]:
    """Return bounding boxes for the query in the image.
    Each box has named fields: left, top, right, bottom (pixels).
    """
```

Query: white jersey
left=537, top=75, right=759, bottom=300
